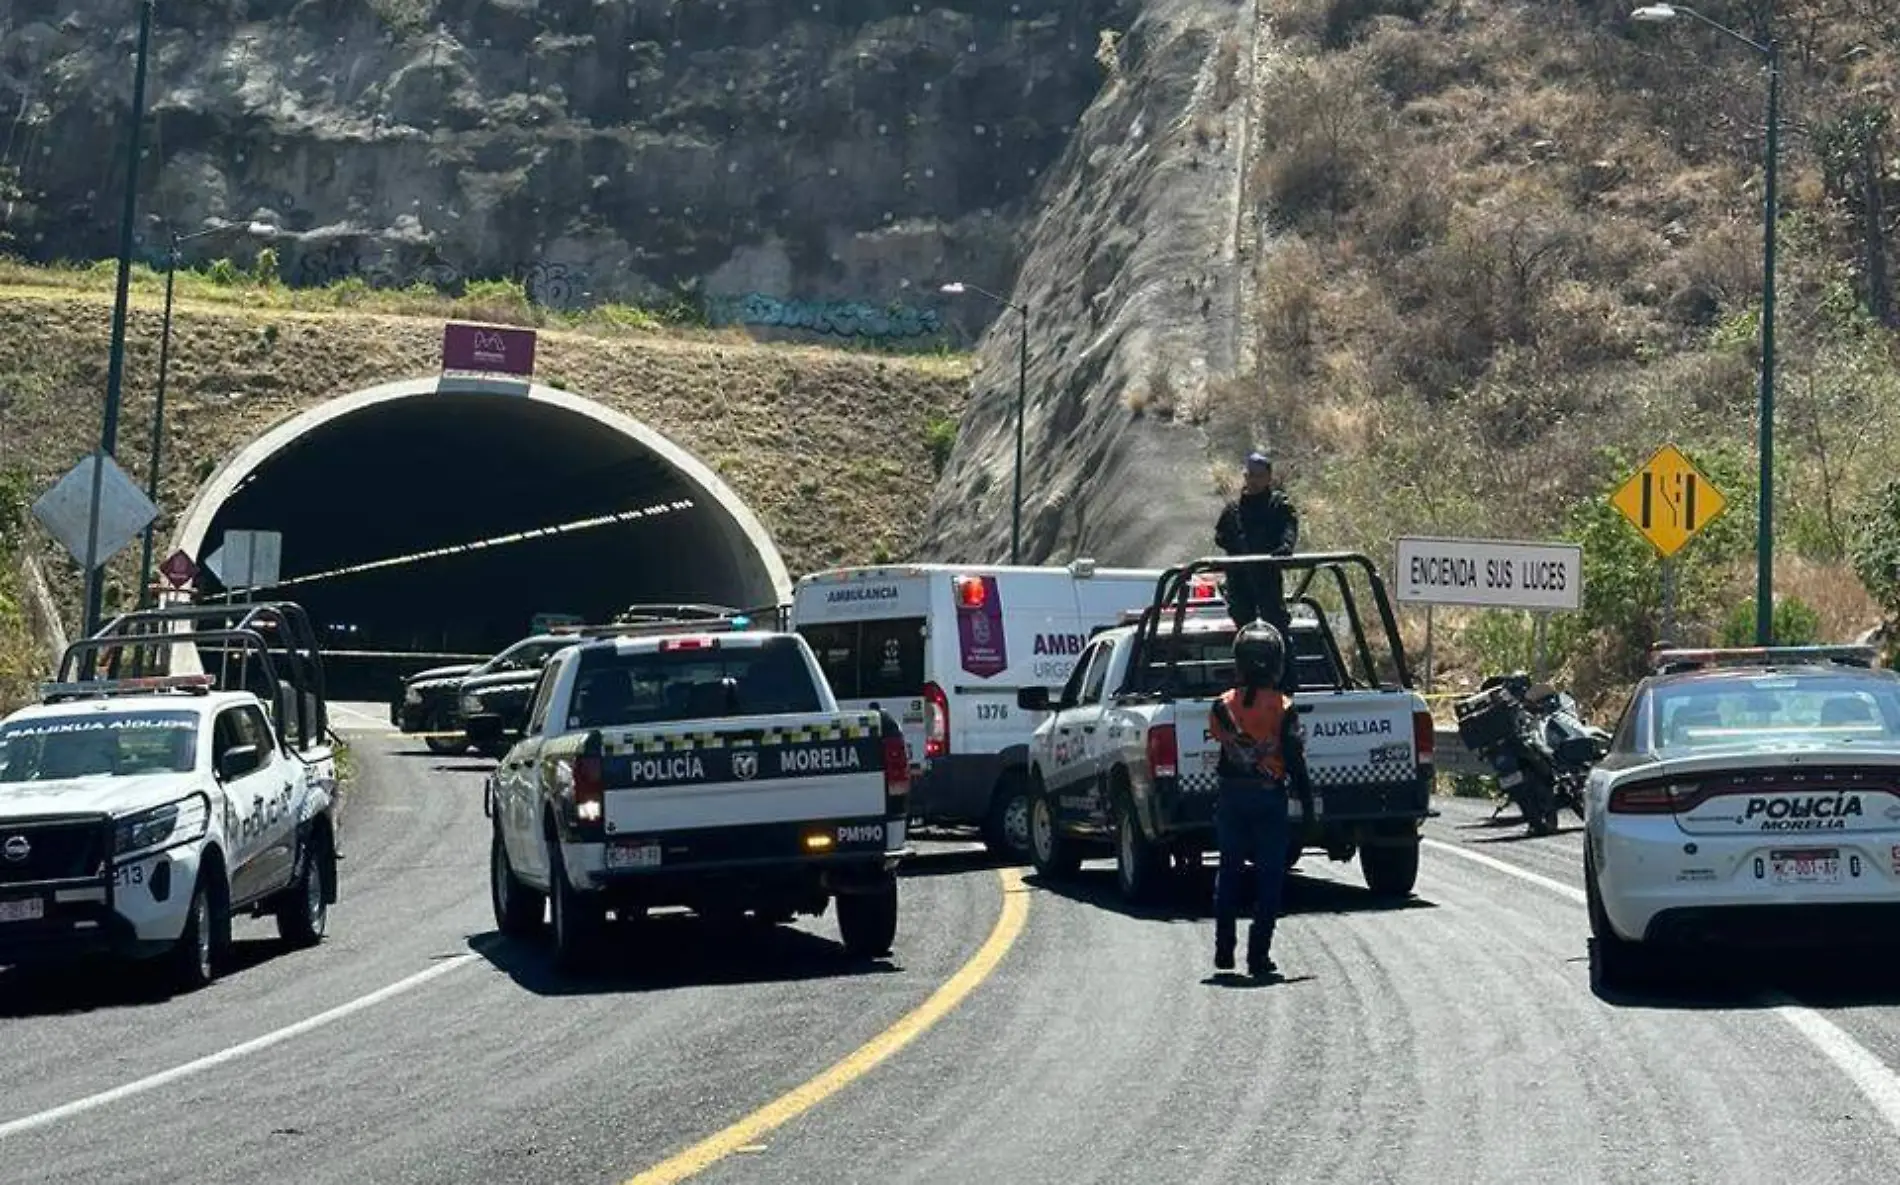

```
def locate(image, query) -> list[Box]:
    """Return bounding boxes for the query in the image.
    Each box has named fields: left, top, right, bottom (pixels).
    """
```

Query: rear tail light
left=923, top=681, right=949, bottom=759
left=883, top=732, right=911, bottom=808
left=1413, top=710, right=1434, bottom=763
left=1147, top=724, right=1179, bottom=779
left=572, top=753, right=604, bottom=821
left=1607, top=781, right=1707, bottom=814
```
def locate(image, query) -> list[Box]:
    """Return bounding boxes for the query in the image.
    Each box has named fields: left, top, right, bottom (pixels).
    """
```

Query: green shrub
left=923, top=413, right=958, bottom=475
left=1718, top=596, right=1823, bottom=647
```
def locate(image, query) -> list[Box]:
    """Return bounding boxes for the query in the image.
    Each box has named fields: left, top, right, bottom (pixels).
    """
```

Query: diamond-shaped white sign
left=31, top=452, right=158, bottom=571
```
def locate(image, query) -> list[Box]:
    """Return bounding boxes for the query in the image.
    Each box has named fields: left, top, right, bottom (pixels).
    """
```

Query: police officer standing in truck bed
left=1214, top=448, right=1299, bottom=636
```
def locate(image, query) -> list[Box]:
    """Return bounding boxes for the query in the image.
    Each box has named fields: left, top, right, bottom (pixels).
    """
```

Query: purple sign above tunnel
left=442, top=322, right=537, bottom=378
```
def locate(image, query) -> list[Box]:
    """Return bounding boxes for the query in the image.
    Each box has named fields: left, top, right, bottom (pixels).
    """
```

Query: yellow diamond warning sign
left=1611, top=444, right=1728, bottom=558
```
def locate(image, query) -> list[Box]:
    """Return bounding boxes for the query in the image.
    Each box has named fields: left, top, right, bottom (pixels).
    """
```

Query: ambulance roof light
left=953, top=575, right=988, bottom=608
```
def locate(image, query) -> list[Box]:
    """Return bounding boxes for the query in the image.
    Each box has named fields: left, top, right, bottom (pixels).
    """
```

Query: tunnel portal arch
left=170, top=374, right=792, bottom=667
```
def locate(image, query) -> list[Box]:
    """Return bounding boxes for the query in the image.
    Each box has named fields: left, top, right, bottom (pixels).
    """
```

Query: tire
left=836, top=878, right=898, bottom=959
left=1114, top=799, right=1166, bottom=904
left=1586, top=847, right=1657, bottom=993
left=1029, top=786, right=1080, bottom=877
left=423, top=709, right=465, bottom=755
left=981, top=770, right=1033, bottom=861
left=546, top=840, right=604, bottom=972
left=490, top=827, right=545, bottom=938
left=1360, top=837, right=1420, bottom=898
left=275, top=831, right=331, bottom=948
left=166, top=874, right=217, bottom=992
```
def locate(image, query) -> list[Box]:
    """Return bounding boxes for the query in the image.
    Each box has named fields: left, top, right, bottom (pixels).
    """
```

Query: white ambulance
left=788, top=560, right=1174, bottom=858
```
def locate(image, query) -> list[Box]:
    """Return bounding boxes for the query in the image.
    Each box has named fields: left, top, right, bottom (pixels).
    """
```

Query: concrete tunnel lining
left=169, top=374, right=793, bottom=657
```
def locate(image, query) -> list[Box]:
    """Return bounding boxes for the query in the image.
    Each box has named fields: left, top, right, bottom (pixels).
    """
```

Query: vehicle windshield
left=0, top=711, right=200, bottom=782
left=1648, top=673, right=1900, bottom=754
left=480, top=638, right=574, bottom=675
left=567, top=638, right=824, bottom=729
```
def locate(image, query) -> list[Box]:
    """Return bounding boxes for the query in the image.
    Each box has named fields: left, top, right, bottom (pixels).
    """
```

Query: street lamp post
left=135, top=219, right=277, bottom=606
left=84, top=0, right=158, bottom=637
left=1631, top=3, right=1780, bottom=645
left=941, top=281, right=1029, bottom=565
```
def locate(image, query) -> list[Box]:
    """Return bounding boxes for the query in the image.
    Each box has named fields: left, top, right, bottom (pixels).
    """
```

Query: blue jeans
left=1214, top=778, right=1292, bottom=961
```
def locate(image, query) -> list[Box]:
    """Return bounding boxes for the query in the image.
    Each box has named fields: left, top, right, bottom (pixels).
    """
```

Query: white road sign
left=204, top=529, right=283, bottom=589
left=1395, top=535, right=1582, bottom=612
left=31, top=452, right=157, bottom=570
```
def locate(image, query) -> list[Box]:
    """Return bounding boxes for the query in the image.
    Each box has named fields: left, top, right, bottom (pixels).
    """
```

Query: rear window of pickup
left=567, top=638, right=824, bottom=729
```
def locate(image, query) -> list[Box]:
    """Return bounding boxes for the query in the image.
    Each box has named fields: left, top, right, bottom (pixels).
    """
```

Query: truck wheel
left=982, top=770, right=1033, bottom=861
left=1029, top=788, right=1080, bottom=878
left=165, top=874, right=217, bottom=992
left=547, top=841, right=603, bottom=972
left=1360, top=838, right=1420, bottom=898
left=836, top=878, right=898, bottom=959
left=1114, top=804, right=1166, bottom=905
left=275, top=831, right=332, bottom=948
left=490, top=827, right=546, bottom=938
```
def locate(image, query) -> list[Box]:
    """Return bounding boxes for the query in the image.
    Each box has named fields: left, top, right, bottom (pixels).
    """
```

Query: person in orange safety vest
left=1206, top=620, right=1312, bottom=979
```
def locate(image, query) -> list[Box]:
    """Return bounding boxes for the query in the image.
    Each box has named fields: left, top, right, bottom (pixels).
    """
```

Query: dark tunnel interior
left=195, top=392, right=781, bottom=699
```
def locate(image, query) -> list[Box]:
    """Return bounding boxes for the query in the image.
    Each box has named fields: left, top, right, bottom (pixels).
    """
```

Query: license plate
left=1498, top=770, right=1524, bottom=788
left=607, top=843, right=662, bottom=870
left=1200, top=750, right=1220, bottom=770
left=1770, top=848, right=1840, bottom=886
left=0, top=897, right=44, bottom=923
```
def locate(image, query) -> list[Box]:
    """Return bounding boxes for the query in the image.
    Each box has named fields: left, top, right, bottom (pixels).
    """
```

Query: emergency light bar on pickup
left=38, top=673, right=218, bottom=699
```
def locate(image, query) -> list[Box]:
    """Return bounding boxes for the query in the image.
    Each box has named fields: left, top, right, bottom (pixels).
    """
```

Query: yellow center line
left=623, top=865, right=1031, bottom=1184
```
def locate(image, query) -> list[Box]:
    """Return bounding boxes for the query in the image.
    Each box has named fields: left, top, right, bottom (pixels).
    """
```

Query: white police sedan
left=1583, top=645, right=1900, bottom=991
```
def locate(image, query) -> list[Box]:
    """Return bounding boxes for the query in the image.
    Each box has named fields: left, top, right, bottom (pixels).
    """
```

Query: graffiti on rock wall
left=704, top=293, right=943, bottom=339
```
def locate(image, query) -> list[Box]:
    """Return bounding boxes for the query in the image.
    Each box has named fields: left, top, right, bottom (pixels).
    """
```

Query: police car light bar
left=39, top=673, right=218, bottom=698
left=1649, top=644, right=1880, bottom=672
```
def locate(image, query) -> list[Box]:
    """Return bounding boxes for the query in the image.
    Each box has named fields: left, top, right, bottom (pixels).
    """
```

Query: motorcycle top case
left=1452, top=685, right=1520, bottom=752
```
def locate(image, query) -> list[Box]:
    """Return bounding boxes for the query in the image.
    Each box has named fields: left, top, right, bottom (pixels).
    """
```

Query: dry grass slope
left=1213, top=0, right=1900, bottom=707
left=0, top=269, right=969, bottom=635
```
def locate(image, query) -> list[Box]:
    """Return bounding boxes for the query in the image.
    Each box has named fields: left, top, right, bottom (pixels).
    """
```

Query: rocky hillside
left=0, top=0, right=1131, bottom=339
left=919, top=0, right=1256, bottom=568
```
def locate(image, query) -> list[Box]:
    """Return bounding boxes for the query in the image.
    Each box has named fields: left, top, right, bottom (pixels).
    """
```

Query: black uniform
left=1214, top=488, right=1299, bottom=632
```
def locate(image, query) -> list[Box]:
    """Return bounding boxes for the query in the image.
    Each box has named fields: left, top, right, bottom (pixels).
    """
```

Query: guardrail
left=1433, top=728, right=1492, bottom=778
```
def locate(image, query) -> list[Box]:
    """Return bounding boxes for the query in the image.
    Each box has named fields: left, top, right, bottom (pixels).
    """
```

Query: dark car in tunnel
left=391, top=634, right=579, bottom=754
left=458, top=639, right=583, bottom=757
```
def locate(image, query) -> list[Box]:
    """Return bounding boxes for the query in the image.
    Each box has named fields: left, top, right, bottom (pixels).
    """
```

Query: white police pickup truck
left=1021, top=554, right=1434, bottom=903
left=0, top=602, right=339, bottom=992
left=485, top=617, right=912, bottom=971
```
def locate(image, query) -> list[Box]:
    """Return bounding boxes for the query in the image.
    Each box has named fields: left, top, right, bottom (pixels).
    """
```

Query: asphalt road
left=6, top=713, right=1900, bottom=1184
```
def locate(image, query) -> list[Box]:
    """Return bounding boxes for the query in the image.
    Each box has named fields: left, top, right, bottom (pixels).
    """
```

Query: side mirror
left=217, top=743, right=262, bottom=781
left=1017, top=686, right=1051, bottom=712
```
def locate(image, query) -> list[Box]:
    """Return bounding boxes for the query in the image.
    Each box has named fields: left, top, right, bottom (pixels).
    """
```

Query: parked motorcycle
left=1453, top=673, right=1610, bottom=836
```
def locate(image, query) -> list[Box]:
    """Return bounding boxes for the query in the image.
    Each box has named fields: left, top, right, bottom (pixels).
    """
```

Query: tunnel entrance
left=171, top=376, right=790, bottom=696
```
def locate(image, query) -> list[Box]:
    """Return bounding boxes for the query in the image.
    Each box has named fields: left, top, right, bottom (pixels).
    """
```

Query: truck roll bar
left=59, top=601, right=330, bottom=751
left=1131, top=552, right=1414, bottom=697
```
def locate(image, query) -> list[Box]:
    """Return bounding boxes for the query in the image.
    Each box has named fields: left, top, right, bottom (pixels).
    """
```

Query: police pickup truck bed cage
left=1128, top=552, right=1413, bottom=699
left=1649, top=644, right=1881, bottom=675
left=52, top=601, right=330, bottom=752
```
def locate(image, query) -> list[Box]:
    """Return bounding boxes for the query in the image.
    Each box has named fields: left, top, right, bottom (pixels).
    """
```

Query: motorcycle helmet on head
left=1232, top=620, right=1287, bottom=690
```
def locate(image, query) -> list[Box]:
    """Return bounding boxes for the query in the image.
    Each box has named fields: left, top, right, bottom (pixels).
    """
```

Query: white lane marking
left=0, top=954, right=476, bottom=1140
left=329, top=703, right=389, bottom=731
left=1422, top=838, right=1585, bottom=904
left=1771, top=1003, right=1900, bottom=1131
left=1422, top=837, right=1900, bottom=1139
